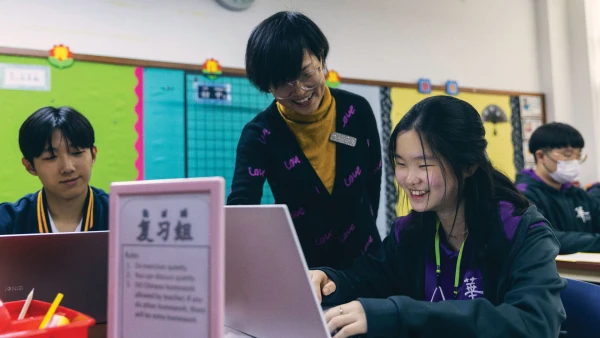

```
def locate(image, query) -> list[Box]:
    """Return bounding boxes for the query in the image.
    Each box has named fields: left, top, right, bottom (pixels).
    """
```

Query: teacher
left=228, top=11, right=383, bottom=269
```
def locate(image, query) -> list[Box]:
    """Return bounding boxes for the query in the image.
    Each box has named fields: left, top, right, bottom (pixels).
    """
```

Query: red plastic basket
left=0, top=300, right=95, bottom=338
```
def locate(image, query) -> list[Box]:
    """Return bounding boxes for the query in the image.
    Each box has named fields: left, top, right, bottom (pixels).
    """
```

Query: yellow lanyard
left=435, top=220, right=467, bottom=299
left=36, top=187, right=94, bottom=233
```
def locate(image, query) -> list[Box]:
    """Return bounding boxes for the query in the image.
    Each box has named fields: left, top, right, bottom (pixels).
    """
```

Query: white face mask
left=549, top=160, right=581, bottom=184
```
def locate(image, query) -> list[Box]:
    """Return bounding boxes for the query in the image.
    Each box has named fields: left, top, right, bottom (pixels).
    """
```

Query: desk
left=556, top=253, right=600, bottom=283
left=87, top=324, right=251, bottom=338
left=89, top=324, right=106, bottom=338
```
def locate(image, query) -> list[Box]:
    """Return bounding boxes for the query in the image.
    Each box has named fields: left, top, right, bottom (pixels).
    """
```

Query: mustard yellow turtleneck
left=277, top=86, right=336, bottom=194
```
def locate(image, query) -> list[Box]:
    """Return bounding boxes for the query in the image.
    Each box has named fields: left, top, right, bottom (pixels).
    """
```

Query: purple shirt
left=424, top=233, right=484, bottom=302
left=420, top=201, right=529, bottom=302
left=517, top=168, right=573, bottom=192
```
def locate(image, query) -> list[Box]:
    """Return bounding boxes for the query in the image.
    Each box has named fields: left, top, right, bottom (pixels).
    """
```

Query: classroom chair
left=560, top=278, right=600, bottom=338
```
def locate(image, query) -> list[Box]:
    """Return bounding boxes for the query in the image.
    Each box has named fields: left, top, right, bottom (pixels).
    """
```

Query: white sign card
left=192, top=79, right=232, bottom=105
left=0, top=63, right=51, bottom=91
left=108, top=178, right=224, bottom=338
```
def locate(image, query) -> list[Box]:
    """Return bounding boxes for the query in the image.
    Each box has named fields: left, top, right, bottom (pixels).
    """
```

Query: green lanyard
left=435, top=220, right=468, bottom=299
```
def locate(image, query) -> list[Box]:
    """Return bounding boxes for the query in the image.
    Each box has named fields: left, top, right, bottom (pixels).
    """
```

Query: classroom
left=0, top=0, right=599, bottom=337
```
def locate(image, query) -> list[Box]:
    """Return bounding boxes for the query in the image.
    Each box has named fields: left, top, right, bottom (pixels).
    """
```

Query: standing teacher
left=228, top=11, right=383, bottom=269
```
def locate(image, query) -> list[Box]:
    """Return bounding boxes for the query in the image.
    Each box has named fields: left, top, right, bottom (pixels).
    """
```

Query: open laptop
left=0, top=231, right=108, bottom=323
left=225, top=205, right=330, bottom=338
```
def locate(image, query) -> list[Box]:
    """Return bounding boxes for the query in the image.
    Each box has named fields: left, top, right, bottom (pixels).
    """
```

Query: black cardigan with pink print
left=227, top=88, right=382, bottom=269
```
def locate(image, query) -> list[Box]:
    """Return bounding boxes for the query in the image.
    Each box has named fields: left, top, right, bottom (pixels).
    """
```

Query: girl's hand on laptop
left=324, top=300, right=367, bottom=338
left=309, top=270, right=336, bottom=302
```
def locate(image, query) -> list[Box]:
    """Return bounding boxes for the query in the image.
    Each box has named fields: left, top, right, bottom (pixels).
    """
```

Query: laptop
left=0, top=231, right=108, bottom=323
left=224, top=205, right=330, bottom=338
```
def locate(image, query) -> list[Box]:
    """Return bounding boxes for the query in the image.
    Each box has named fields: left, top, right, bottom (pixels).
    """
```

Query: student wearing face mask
left=516, top=122, right=600, bottom=254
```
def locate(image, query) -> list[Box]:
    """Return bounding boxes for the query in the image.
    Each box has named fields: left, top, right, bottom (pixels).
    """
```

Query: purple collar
left=521, top=168, right=572, bottom=191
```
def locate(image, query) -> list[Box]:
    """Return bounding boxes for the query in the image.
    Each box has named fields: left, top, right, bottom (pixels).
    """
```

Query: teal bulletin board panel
left=142, top=68, right=186, bottom=180
left=141, top=69, right=275, bottom=204
left=185, top=73, right=275, bottom=204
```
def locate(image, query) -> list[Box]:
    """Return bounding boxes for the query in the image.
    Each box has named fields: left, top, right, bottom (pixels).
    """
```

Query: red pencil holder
left=0, top=300, right=95, bottom=338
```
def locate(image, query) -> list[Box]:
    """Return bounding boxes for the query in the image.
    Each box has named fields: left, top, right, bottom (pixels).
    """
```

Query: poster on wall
left=523, top=141, right=535, bottom=167
left=522, top=118, right=543, bottom=140
left=519, top=95, right=542, bottom=118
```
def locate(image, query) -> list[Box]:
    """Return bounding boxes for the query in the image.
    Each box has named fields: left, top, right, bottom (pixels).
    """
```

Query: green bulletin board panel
left=0, top=55, right=139, bottom=203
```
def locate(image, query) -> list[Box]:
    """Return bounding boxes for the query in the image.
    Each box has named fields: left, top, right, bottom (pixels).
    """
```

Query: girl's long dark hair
left=388, top=96, right=529, bottom=248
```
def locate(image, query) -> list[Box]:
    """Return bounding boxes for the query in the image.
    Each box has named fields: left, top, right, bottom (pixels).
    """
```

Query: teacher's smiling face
left=270, top=52, right=326, bottom=116
left=244, top=11, right=330, bottom=113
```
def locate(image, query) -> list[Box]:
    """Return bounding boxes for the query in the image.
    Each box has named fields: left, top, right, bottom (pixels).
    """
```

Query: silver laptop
left=225, top=205, right=330, bottom=338
left=0, top=231, right=108, bottom=323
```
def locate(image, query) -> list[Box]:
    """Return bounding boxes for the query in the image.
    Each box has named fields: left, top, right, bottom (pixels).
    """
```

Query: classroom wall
left=3, top=0, right=599, bottom=184
left=0, top=0, right=541, bottom=92
left=587, top=0, right=600, bottom=182
left=536, top=0, right=600, bottom=185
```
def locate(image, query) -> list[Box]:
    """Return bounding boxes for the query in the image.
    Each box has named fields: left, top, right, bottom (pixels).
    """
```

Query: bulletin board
left=0, top=54, right=139, bottom=203
left=0, top=47, right=545, bottom=235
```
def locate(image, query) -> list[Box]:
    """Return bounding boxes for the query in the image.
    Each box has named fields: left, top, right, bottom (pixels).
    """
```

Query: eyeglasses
left=271, top=66, right=323, bottom=100
left=545, top=149, right=588, bottom=164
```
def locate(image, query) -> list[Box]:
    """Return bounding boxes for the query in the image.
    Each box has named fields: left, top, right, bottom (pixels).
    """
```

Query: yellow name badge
left=329, top=132, right=357, bottom=147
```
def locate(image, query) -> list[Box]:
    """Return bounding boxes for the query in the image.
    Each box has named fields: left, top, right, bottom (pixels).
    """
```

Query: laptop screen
left=0, top=231, right=108, bottom=323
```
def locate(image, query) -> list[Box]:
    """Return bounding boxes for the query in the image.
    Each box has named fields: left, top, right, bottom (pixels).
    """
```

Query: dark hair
left=529, top=122, right=584, bottom=163
left=245, top=11, right=329, bottom=93
left=19, top=106, right=95, bottom=165
left=388, top=96, right=529, bottom=247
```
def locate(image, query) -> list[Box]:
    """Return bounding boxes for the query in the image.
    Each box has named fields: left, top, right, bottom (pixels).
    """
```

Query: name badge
left=330, top=132, right=357, bottom=147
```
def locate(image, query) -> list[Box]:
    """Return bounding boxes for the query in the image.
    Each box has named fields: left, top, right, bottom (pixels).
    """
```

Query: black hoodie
left=515, top=169, right=600, bottom=254
left=320, top=202, right=565, bottom=337
left=587, top=182, right=600, bottom=206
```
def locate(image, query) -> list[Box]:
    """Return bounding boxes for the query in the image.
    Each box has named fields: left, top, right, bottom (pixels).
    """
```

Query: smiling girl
left=310, top=96, right=565, bottom=338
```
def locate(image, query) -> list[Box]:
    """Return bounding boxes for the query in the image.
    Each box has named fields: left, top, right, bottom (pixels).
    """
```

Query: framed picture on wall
left=520, top=95, right=542, bottom=118
left=522, top=118, right=543, bottom=140
left=523, top=140, right=535, bottom=164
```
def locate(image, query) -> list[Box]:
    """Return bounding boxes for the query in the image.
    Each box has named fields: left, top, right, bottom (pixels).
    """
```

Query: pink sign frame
left=107, top=177, right=224, bottom=338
